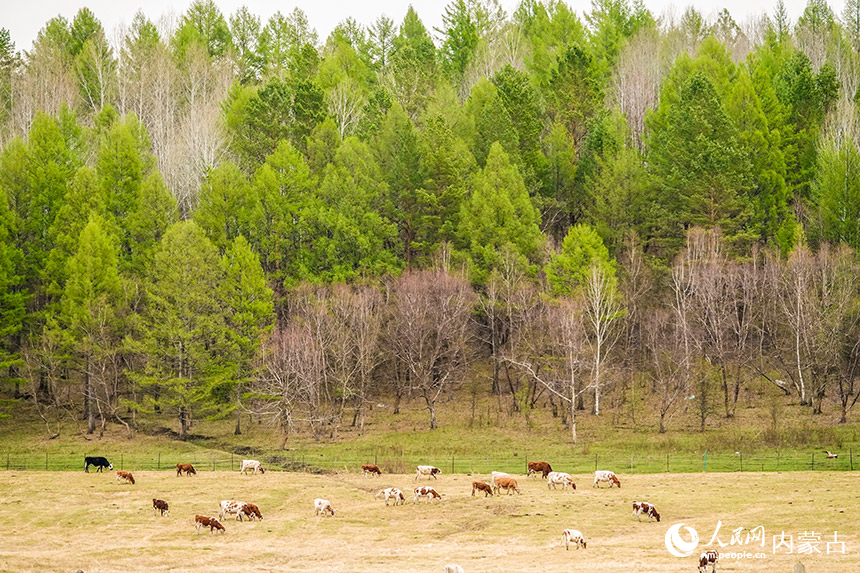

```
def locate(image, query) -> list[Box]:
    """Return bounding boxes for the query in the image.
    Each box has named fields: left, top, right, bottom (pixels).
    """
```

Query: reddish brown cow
left=195, top=515, right=225, bottom=535
left=176, top=463, right=196, bottom=476
left=472, top=481, right=493, bottom=497
left=152, top=499, right=169, bottom=517
left=527, top=461, right=553, bottom=479
left=240, top=502, right=263, bottom=521
left=361, top=464, right=382, bottom=477
left=116, top=470, right=135, bottom=485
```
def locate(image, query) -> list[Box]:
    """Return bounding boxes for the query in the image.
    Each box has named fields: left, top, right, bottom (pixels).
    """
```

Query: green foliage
left=0, top=186, right=26, bottom=376
left=646, top=72, right=752, bottom=255
left=172, top=0, right=233, bottom=62
left=131, top=221, right=226, bottom=435
left=458, top=142, right=544, bottom=282
left=194, top=162, right=255, bottom=252
left=546, top=223, right=616, bottom=295
left=813, top=135, right=860, bottom=248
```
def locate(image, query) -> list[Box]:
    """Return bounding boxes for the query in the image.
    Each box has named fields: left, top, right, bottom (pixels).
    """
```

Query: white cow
left=490, top=471, right=513, bottom=487
left=377, top=487, right=405, bottom=506
left=546, top=471, right=576, bottom=490
left=415, top=465, right=442, bottom=480
left=314, top=498, right=335, bottom=516
left=240, top=459, right=265, bottom=474
left=561, top=528, right=587, bottom=550
left=219, top=500, right=249, bottom=521
left=444, top=565, right=465, bottom=573
left=593, top=470, right=621, bottom=488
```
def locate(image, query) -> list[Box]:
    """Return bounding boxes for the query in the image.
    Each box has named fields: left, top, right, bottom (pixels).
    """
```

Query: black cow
left=84, top=456, right=113, bottom=472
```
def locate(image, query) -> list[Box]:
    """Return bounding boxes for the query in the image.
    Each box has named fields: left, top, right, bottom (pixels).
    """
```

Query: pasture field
left=0, top=470, right=857, bottom=572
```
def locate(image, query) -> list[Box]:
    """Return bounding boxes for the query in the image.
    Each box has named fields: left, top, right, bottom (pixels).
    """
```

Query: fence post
left=231, top=453, right=234, bottom=472
left=703, top=450, right=708, bottom=473
left=158, top=452, right=161, bottom=470
left=45, top=452, right=48, bottom=471
left=740, top=453, right=743, bottom=472
left=777, top=451, right=780, bottom=472
left=850, top=448, right=854, bottom=472
left=811, top=452, right=814, bottom=470
left=631, top=454, right=634, bottom=474
left=5, top=452, right=8, bottom=470
left=451, top=454, right=454, bottom=474
left=666, top=453, right=669, bottom=473
left=121, top=453, right=123, bottom=471
left=594, top=454, right=598, bottom=472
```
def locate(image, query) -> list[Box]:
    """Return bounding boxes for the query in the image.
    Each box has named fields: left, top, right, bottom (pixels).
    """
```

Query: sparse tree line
left=2, top=0, right=860, bottom=442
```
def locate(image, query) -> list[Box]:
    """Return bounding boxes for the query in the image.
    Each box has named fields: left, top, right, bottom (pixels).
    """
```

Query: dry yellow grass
left=0, top=470, right=857, bottom=572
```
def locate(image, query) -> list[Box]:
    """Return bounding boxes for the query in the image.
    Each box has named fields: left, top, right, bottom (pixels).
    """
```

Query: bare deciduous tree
left=387, top=269, right=476, bottom=429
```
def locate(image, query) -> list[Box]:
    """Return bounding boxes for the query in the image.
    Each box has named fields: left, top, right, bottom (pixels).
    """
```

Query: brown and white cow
left=414, top=486, right=442, bottom=503
left=546, top=471, right=576, bottom=490
left=493, top=476, right=521, bottom=495
left=219, top=500, right=250, bottom=521
left=195, top=514, right=225, bottom=535
left=415, top=465, right=442, bottom=480
left=527, top=461, right=553, bottom=479
left=152, top=498, right=169, bottom=517
left=490, top=471, right=513, bottom=488
left=593, top=470, right=621, bottom=488
left=361, top=464, right=382, bottom=477
left=471, top=481, right=493, bottom=497
left=377, top=487, right=405, bottom=506
left=443, top=565, right=464, bottom=573
left=176, top=463, right=196, bottom=476
left=698, top=550, right=718, bottom=572
left=240, top=459, right=265, bottom=474
left=116, top=470, right=135, bottom=485
left=314, top=498, right=335, bottom=516
left=632, top=501, right=660, bottom=522
left=561, top=528, right=587, bottom=550
left=240, top=502, right=263, bottom=521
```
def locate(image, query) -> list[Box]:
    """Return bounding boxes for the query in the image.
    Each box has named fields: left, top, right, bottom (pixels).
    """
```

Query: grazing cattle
left=116, top=470, right=135, bottom=485
left=415, top=465, right=441, bottom=480
left=376, top=487, right=405, bottom=506
left=414, top=486, right=442, bottom=503
left=593, top=470, right=621, bottom=488
left=240, top=502, right=263, bottom=521
left=825, top=450, right=838, bottom=459
left=471, top=481, right=493, bottom=497
left=527, top=461, right=553, bottom=479
left=219, top=500, right=249, bottom=521
left=490, top=471, right=513, bottom=488
left=444, top=565, right=464, bottom=573
left=195, top=514, right=225, bottom=535
left=152, top=499, right=169, bottom=517
left=314, top=498, right=335, bottom=516
left=493, top=476, right=521, bottom=495
left=362, top=464, right=382, bottom=477
left=632, top=501, right=660, bottom=522
left=239, top=459, right=265, bottom=474
left=561, top=528, right=587, bottom=550
left=176, top=463, right=196, bottom=476
left=546, top=471, right=576, bottom=490
left=84, top=456, right=113, bottom=473
left=698, top=550, right=718, bottom=573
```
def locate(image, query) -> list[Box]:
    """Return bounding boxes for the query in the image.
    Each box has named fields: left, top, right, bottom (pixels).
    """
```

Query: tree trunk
left=234, top=411, right=242, bottom=435
left=424, top=393, right=437, bottom=430
left=86, top=356, right=95, bottom=435
left=179, top=406, right=188, bottom=440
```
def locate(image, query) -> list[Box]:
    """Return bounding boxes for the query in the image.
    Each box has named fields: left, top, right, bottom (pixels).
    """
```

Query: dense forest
left=2, top=0, right=860, bottom=444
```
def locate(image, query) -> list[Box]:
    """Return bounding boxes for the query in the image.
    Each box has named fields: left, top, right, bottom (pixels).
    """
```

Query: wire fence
left=0, top=448, right=856, bottom=474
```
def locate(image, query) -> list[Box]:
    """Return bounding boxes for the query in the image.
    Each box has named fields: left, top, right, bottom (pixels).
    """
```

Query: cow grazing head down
left=414, top=486, right=442, bottom=503
left=176, top=463, right=197, bottom=476
left=361, top=464, right=382, bottom=476
left=562, top=529, right=587, bottom=550
left=314, top=498, right=335, bottom=516
left=472, top=481, right=493, bottom=497
left=116, top=471, right=135, bottom=485
left=195, top=515, right=225, bottom=535
left=84, top=456, right=113, bottom=473
left=241, top=503, right=263, bottom=521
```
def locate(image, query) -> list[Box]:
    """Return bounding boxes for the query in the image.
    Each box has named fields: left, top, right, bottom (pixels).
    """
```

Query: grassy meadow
left=0, top=469, right=857, bottom=572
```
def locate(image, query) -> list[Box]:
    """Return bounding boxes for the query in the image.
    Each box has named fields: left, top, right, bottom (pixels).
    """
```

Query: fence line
left=0, top=448, right=855, bottom=474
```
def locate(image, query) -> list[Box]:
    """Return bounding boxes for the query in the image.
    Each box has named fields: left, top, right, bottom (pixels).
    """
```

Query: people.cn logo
left=665, top=523, right=700, bottom=557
